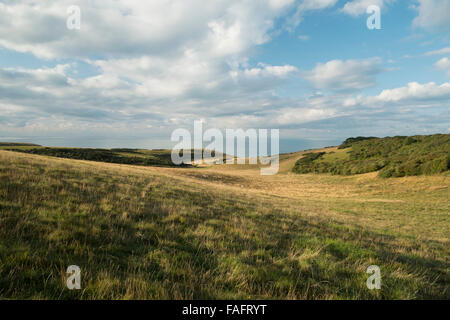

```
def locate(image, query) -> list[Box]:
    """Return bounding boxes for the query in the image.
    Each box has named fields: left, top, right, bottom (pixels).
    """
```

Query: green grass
left=0, top=150, right=448, bottom=299
left=293, top=134, right=450, bottom=177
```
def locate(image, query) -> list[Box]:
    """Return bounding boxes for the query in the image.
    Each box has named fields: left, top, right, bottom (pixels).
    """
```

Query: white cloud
left=435, top=58, right=450, bottom=76
left=0, top=1, right=329, bottom=104
left=0, top=1, right=335, bottom=60
left=0, top=0, right=296, bottom=60
left=1, top=64, right=448, bottom=146
left=412, top=0, right=450, bottom=30
left=330, top=81, right=450, bottom=120
left=0, top=60, right=299, bottom=134
left=0, top=0, right=316, bottom=126
left=341, top=0, right=391, bottom=16
left=269, top=0, right=296, bottom=10
left=371, top=81, right=450, bottom=103
left=425, top=47, right=450, bottom=56
left=302, top=58, right=383, bottom=92
left=286, top=0, right=337, bottom=30
left=299, top=0, right=338, bottom=10
left=237, top=64, right=298, bottom=78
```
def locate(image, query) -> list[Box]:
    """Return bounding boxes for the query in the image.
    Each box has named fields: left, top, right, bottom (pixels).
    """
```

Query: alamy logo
left=366, top=265, right=381, bottom=290
left=366, top=5, right=381, bottom=30
left=67, top=5, right=81, bottom=30
left=171, top=121, right=279, bottom=175
left=66, top=265, right=81, bottom=290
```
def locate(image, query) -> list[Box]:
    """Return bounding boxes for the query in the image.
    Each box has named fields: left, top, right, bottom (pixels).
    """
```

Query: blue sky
left=0, top=0, right=449, bottom=152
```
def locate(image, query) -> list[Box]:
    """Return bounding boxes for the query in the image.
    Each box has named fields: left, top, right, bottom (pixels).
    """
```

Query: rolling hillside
left=0, top=146, right=448, bottom=299
left=0, top=145, right=189, bottom=168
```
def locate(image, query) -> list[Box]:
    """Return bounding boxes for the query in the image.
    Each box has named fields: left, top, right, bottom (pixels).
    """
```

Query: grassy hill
left=293, top=134, right=450, bottom=177
left=0, top=145, right=191, bottom=168
left=0, top=149, right=448, bottom=299
left=0, top=142, right=41, bottom=147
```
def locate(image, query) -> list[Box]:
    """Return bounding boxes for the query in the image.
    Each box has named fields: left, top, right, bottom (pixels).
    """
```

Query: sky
left=0, top=0, right=449, bottom=153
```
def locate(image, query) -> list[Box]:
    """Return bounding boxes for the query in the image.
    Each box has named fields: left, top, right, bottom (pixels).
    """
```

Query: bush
left=292, top=152, right=326, bottom=174
left=404, top=137, right=417, bottom=146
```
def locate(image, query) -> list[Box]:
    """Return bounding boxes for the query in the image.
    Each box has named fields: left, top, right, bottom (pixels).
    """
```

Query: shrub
left=292, top=152, right=326, bottom=174
left=404, top=137, right=417, bottom=146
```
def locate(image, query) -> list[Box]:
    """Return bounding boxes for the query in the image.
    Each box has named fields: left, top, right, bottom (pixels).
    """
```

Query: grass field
left=0, top=148, right=449, bottom=299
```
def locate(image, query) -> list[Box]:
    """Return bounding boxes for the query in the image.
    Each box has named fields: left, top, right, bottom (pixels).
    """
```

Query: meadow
left=0, top=146, right=448, bottom=299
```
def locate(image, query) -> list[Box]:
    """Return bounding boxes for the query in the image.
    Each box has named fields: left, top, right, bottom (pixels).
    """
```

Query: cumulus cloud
left=0, top=1, right=211, bottom=59
left=325, top=81, right=450, bottom=139
left=231, top=64, right=298, bottom=79
left=342, top=81, right=450, bottom=111
left=412, top=0, right=450, bottom=30
left=0, top=0, right=314, bottom=129
left=341, top=0, right=391, bottom=16
left=373, top=81, right=450, bottom=103
left=435, top=58, right=450, bottom=76
left=299, top=0, right=338, bottom=10
left=425, top=47, right=450, bottom=56
left=0, top=60, right=299, bottom=136
left=0, top=0, right=334, bottom=60
left=204, top=80, right=450, bottom=136
left=0, top=1, right=318, bottom=101
left=285, top=0, right=337, bottom=30
left=302, top=58, right=383, bottom=92
left=0, top=0, right=336, bottom=119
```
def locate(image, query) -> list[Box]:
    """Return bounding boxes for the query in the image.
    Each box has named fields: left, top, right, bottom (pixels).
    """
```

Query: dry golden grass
left=0, top=150, right=448, bottom=299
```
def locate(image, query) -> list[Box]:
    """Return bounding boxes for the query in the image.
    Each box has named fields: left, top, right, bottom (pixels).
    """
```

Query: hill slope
left=0, top=150, right=448, bottom=299
left=293, top=134, right=450, bottom=177
left=0, top=145, right=190, bottom=168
